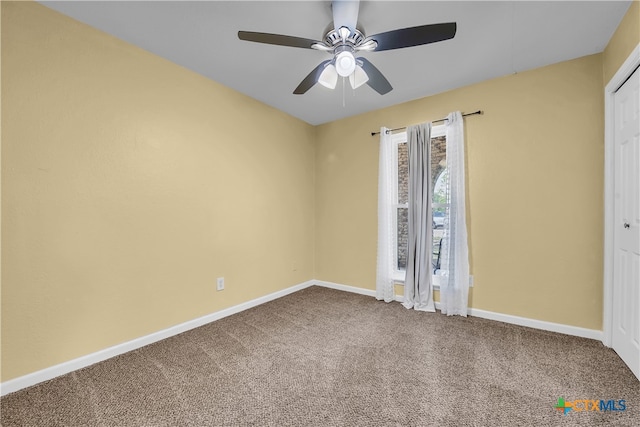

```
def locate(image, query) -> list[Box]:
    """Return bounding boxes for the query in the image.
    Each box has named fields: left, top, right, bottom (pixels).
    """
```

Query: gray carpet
left=1, top=286, right=638, bottom=426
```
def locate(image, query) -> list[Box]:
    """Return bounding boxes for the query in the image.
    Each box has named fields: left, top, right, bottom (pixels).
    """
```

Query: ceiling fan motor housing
left=324, top=27, right=365, bottom=48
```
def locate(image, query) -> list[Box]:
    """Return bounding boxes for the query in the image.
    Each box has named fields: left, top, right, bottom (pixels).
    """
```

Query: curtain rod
left=370, top=110, right=483, bottom=136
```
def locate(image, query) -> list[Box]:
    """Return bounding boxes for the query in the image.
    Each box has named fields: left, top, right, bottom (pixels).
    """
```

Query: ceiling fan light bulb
left=318, top=63, right=338, bottom=89
left=335, top=51, right=356, bottom=77
left=349, top=65, right=369, bottom=89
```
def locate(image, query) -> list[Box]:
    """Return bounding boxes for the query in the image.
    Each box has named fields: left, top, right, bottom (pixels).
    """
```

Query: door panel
left=612, top=65, right=640, bottom=380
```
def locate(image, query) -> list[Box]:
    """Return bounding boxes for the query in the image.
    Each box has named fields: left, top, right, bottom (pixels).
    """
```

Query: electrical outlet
left=216, top=277, right=224, bottom=291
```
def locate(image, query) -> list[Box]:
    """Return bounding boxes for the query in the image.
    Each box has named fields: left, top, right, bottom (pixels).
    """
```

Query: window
left=391, top=125, right=448, bottom=283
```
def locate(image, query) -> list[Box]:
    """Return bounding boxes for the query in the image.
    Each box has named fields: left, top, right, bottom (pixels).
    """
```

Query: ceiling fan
left=238, top=0, right=456, bottom=95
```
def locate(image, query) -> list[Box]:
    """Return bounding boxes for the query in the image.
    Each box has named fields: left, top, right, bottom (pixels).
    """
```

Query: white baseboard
left=313, top=280, right=376, bottom=298
left=1, top=278, right=602, bottom=396
left=0, top=280, right=315, bottom=397
left=466, top=307, right=603, bottom=341
left=312, top=281, right=603, bottom=341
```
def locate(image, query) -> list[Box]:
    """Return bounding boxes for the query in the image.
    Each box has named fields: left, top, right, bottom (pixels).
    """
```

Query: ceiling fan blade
left=294, top=60, right=332, bottom=95
left=238, top=31, right=320, bottom=49
left=358, top=58, right=392, bottom=95
left=369, top=22, right=456, bottom=52
left=332, top=0, right=360, bottom=32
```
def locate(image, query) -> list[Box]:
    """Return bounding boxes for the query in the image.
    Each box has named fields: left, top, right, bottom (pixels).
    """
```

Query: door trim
left=603, top=43, right=640, bottom=347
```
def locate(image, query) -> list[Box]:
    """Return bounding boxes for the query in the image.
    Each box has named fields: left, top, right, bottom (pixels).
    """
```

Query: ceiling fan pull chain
left=342, top=77, right=346, bottom=108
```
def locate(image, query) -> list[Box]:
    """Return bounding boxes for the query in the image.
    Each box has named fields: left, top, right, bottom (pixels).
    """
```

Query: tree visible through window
left=394, top=127, right=447, bottom=277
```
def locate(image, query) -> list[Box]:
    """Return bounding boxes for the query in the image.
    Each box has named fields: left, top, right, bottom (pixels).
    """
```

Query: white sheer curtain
left=440, top=111, right=470, bottom=316
left=376, top=127, right=395, bottom=302
left=403, top=123, right=436, bottom=312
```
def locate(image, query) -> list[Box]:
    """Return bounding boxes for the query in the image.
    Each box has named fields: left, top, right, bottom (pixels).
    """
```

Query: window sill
left=394, top=274, right=473, bottom=289
left=393, top=274, right=444, bottom=289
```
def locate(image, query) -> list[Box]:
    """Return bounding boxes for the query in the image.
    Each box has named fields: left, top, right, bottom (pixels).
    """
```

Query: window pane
left=397, top=142, right=408, bottom=204
left=432, top=207, right=448, bottom=273
left=431, top=136, right=447, bottom=198
left=397, top=207, right=408, bottom=271
left=433, top=170, right=448, bottom=206
left=431, top=135, right=448, bottom=274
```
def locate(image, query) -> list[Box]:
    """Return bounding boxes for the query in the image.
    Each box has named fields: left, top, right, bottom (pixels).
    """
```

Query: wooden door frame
left=603, top=43, right=640, bottom=347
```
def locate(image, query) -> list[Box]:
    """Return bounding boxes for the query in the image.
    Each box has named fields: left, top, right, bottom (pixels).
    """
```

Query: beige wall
left=1, top=2, right=315, bottom=381
left=315, top=54, right=605, bottom=330
left=603, top=1, right=640, bottom=85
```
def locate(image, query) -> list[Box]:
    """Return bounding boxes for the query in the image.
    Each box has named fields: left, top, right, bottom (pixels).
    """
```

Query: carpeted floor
left=1, top=286, right=638, bottom=426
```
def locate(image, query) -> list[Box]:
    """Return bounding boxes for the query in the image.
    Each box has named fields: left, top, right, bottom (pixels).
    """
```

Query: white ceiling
left=40, top=1, right=631, bottom=125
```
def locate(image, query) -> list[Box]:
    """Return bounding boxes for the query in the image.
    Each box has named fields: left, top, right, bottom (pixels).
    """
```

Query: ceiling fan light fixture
left=335, top=51, right=356, bottom=77
left=349, top=64, right=369, bottom=89
left=318, top=63, right=338, bottom=89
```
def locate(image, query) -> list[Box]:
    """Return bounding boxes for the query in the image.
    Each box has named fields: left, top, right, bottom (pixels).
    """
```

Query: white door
left=612, top=65, right=640, bottom=380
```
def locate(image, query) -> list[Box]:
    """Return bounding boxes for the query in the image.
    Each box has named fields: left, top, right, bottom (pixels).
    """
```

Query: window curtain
left=440, top=111, right=470, bottom=316
left=402, top=123, right=436, bottom=312
left=376, top=127, right=395, bottom=302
